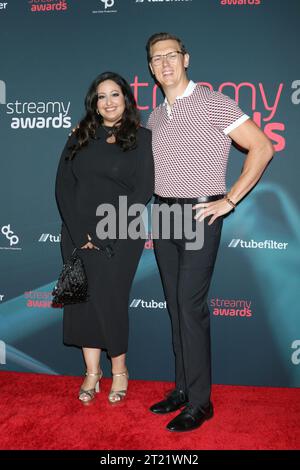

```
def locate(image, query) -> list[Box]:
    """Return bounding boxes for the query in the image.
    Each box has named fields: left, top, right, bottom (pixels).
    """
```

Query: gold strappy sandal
left=78, top=370, right=103, bottom=403
left=108, top=370, right=129, bottom=404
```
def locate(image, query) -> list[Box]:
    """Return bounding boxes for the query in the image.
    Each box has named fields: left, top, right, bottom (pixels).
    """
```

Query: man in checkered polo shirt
left=146, top=32, right=274, bottom=433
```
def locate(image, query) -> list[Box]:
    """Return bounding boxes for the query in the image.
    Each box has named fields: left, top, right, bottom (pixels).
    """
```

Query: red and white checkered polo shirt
left=147, top=81, right=249, bottom=197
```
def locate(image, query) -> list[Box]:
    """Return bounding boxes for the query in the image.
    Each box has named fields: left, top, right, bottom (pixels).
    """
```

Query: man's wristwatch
left=224, top=194, right=236, bottom=209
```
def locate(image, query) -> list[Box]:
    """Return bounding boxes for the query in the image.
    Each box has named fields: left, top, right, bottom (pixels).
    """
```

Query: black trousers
left=153, top=196, right=223, bottom=408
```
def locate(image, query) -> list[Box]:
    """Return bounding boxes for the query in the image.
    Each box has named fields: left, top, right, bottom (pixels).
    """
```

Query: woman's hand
left=81, top=241, right=99, bottom=250
left=80, top=234, right=100, bottom=250
left=68, top=124, right=79, bottom=136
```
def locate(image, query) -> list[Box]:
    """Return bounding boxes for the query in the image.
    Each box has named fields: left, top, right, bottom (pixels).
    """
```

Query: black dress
left=55, top=126, right=154, bottom=357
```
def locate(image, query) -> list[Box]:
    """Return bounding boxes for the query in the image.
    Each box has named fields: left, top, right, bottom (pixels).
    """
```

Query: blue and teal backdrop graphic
left=0, top=0, right=299, bottom=386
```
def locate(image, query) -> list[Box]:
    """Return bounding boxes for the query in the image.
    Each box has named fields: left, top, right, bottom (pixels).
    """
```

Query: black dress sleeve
left=122, top=128, right=154, bottom=246
left=127, top=128, right=154, bottom=208
left=55, top=134, right=90, bottom=249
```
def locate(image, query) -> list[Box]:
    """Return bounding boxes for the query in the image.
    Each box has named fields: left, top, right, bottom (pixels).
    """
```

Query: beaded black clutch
left=52, top=248, right=88, bottom=307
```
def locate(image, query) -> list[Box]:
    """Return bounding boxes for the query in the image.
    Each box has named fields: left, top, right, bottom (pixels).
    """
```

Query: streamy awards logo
left=5, top=99, right=71, bottom=130
left=0, top=79, right=72, bottom=130
left=25, top=291, right=54, bottom=308
left=129, top=75, right=300, bottom=153
left=28, top=0, right=68, bottom=12
left=211, top=298, right=253, bottom=318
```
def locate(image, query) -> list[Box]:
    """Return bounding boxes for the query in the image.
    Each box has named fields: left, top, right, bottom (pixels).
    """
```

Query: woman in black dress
left=55, top=72, right=154, bottom=404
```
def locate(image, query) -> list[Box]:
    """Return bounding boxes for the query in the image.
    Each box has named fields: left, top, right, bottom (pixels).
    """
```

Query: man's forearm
left=227, top=142, right=274, bottom=205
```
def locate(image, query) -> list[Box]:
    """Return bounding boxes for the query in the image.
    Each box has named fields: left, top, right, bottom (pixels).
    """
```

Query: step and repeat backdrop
left=0, top=0, right=299, bottom=387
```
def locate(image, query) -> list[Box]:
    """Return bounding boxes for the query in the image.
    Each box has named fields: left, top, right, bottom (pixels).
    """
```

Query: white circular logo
left=101, top=0, right=114, bottom=9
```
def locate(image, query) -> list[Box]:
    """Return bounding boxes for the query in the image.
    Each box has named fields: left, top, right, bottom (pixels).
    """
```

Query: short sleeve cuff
left=224, top=114, right=250, bottom=135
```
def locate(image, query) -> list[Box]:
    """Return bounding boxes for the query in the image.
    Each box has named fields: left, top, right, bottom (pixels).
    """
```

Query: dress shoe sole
left=166, top=411, right=214, bottom=433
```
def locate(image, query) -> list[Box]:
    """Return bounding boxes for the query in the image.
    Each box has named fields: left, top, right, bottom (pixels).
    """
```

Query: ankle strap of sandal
left=85, top=370, right=102, bottom=377
left=112, top=370, right=128, bottom=377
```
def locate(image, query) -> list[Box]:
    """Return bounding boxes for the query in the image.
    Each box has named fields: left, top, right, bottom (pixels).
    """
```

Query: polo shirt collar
left=164, top=80, right=196, bottom=107
left=164, top=80, right=196, bottom=116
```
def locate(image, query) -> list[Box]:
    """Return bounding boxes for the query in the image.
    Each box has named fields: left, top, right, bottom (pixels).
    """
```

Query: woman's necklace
left=102, top=124, right=116, bottom=144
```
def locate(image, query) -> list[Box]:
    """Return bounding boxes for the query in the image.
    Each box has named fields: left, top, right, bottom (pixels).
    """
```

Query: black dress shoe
left=166, top=402, right=214, bottom=432
left=149, top=389, right=188, bottom=414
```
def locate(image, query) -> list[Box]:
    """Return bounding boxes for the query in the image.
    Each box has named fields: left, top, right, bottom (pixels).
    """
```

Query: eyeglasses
left=150, top=51, right=184, bottom=67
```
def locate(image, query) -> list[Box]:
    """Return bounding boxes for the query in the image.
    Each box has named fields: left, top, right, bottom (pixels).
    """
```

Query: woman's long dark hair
left=68, top=72, right=140, bottom=159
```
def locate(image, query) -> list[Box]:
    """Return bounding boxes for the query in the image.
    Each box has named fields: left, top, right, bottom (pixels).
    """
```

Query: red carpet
left=0, top=371, right=299, bottom=450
